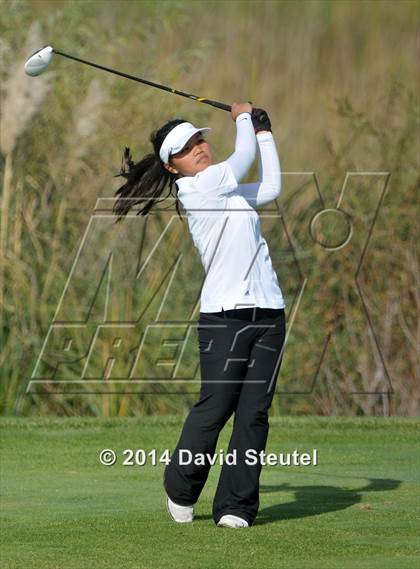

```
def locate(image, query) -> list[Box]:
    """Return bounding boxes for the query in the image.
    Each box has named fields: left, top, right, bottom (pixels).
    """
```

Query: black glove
left=251, top=107, right=272, bottom=133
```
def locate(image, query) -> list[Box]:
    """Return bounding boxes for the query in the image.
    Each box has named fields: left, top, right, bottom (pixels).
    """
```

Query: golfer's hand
left=251, top=107, right=272, bottom=133
left=231, top=102, right=253, bottom=121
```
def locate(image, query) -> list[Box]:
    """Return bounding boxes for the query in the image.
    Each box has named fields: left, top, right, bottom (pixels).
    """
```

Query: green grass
left=1, top=417, right=419, bottom=568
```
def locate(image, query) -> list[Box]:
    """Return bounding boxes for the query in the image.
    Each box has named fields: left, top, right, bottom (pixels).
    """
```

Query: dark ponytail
left=112, top=118, right=187, bottom=224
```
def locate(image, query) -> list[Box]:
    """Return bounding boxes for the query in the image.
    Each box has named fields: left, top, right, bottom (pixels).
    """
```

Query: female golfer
left=113, top=102, right=286, bottom=529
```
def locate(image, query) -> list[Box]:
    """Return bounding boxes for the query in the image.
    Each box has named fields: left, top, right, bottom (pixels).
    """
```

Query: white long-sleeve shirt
left=175, top=112, right=286, bottom=312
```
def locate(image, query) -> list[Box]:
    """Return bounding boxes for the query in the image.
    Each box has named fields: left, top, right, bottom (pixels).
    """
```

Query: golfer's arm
left=236, top=132, right=281, bottom=208
left=225, top=112, right=257, bottom=182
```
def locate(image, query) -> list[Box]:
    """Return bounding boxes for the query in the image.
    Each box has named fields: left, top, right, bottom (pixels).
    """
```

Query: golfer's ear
left=164, top=163, right=178, bottom=175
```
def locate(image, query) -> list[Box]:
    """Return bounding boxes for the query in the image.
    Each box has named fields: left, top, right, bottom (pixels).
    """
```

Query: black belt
left=205, top=307, right=284, bottom=321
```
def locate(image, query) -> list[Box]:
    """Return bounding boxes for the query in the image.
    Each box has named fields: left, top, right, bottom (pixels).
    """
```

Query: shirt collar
left=175, top=176, right=193, bottom=193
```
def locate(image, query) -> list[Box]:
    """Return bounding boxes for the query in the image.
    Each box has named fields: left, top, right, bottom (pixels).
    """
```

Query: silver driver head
left=24, top=45, right=54, bottom=76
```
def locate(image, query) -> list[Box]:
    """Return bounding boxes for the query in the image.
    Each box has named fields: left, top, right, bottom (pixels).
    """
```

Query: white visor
left=159, top=122, right=211, bottom=164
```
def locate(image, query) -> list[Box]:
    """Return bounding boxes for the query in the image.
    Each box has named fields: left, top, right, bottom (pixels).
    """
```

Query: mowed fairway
left=1, top=416, right=419, bottom=569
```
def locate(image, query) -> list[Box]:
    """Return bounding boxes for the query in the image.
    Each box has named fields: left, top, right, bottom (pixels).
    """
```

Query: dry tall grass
left=0, top=0, right=418, bottom=416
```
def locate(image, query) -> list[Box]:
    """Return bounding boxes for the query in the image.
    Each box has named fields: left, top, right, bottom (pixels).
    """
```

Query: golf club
left=24, top=45, right=269, bottom=126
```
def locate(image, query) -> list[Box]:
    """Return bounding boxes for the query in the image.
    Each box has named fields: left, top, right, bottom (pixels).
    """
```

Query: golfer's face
left=170, top=132, right=212, bottom=176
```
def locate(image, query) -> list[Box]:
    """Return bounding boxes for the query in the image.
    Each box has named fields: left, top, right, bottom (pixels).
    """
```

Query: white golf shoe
left=166, top=496, right=194, bottom=523
left=217, top=514, right=249, bottom=528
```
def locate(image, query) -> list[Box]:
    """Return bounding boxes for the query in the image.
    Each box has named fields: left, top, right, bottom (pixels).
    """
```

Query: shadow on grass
left=254, top=476, right=401, bottom=526
left=193, top=477, right=401, bottom=525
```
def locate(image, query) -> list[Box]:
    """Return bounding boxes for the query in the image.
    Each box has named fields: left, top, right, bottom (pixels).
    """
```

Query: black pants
left=163, top=306, right=286, bottom=526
